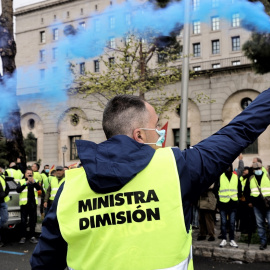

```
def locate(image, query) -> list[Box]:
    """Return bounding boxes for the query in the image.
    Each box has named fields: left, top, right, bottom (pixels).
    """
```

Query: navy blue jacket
left=31, top=88, right=270, bottom=270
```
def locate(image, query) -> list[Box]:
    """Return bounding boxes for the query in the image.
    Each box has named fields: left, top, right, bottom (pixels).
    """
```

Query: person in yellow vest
left=40, top=165, right=50, bottom=220
left=16, top=168, right=42, bottom=244
left=0, top=174, right=10, bottom=247
left=252, top=157, right=268, bottom=177
left=5, top=162, right=23, bottom=183
left=245, top=162, right=270, bottom=250
left=31, top=90, right=270, bottom=269
left=44, top=166, right=65, bottom=216
left=215, top=164, right=242, bottom=248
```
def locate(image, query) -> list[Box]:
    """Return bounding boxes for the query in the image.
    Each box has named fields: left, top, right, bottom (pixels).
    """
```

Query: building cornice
left=14, top=0, right=77, bottom=17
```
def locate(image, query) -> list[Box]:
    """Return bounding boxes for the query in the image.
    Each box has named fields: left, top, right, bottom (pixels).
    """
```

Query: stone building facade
left=14, top=0, right=270, bottom=169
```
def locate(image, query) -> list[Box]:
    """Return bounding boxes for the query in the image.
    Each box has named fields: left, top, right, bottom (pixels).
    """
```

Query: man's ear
left=133, top=128, right=145, bottom=144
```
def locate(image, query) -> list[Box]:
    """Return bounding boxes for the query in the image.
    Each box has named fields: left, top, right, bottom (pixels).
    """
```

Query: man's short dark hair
left=25, top=167, right=33, bottom=174
left=102, top=95, right=149, bottom=139
left=44, top=164, right=49, bottom=169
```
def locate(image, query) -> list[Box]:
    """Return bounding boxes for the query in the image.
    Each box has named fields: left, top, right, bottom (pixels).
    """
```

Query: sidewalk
left=36, top=220, right=270, bottom=263
left=192, top=221, right=270, bottom=263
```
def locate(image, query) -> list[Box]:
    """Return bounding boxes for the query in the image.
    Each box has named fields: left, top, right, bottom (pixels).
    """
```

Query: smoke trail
left=1, top=0, right=270, bottom=122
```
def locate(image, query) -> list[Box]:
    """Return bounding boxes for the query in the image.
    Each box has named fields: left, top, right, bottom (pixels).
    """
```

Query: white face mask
left=140, top=128, right=166, bottom=147
left=254, top=169, right=263, bottom=176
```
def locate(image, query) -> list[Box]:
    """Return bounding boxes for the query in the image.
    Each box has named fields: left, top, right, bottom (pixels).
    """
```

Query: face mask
left=140, top=128, right=166, bottom=147
left=254, top=170, right=263, bottom=176
left=45, top=169, right=50, bottom=173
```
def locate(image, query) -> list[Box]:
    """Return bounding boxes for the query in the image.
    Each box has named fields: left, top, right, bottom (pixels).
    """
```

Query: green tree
left=0, top=0, right=27, bottom=166
left=71, top=31, right=213, bottom=121
left=242, top=0, right=270, bottom=74
left=23, top=132, right=37, bottom=163
left=0, top=129, right=8, bottom=168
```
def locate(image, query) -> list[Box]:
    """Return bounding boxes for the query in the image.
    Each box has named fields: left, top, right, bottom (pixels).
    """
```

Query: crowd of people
left=193, top=155, right=270, bottom=250
left=0, top=160, right=80, bottom=247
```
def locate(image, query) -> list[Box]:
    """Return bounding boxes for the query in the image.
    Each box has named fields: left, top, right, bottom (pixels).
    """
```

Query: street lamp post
left=62, top=145, right=68, bottom=167
left=179, top=0, right=191, bottom=150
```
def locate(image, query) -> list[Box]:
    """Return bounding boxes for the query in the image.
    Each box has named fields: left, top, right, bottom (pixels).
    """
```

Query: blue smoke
left=1, top=0, right=270, bottom=123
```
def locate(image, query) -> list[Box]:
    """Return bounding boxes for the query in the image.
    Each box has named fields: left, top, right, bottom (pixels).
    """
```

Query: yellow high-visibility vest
left=57, top=148, right=193, bottom=270
left=18, top=179, right=38, bottom=205
left=0, top=176, right=10, bottom=203
left=49, top=177, right=65, bottom=201
left=250, top=173, right=270, bottom=197
left=219, top=173, right=238, bottom=203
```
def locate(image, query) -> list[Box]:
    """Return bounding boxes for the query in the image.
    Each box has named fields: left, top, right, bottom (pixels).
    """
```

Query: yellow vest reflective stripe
left=49, top=177, right=65, bottom=201
left=57, top=148, right=193, bottom=270
left=0, top=176, right=10, bottom=203
left=19, top=179, right=38, bottom=205
left=250, top=174, right=270, bottom=197
left=219, top=173, right=238, bottom=202
left=240, top=176, right=247, bottom=192
left=6, top=168, right=23, bottom=183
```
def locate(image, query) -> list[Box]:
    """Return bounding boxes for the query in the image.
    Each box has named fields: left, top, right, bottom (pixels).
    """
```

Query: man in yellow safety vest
left=31, top=89, right=270, bottom=270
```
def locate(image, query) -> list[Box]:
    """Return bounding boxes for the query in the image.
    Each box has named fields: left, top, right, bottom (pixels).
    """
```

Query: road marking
left=0, top=250, right=25, bottom=255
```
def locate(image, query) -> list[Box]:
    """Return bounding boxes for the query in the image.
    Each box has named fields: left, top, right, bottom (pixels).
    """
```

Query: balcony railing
left=189, top=55, right=252, bottom=71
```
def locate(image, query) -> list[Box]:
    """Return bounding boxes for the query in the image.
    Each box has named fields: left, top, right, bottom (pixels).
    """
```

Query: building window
left=232, top=36, right=240, bottom=51
left=41, top=18, right=44, bottom=24
left=67, top=11, right=70, bottom=18
left=94, top=60, right=99, bottom=72
left=212, top=63, right=221, bottom=69
left=40, top=50, right=45, bottom=62
left=125, top=13, right=131, bottom=25
left=241, top=97, right=252, bottom=110
left=52, top=47, right=58, bottom=60
left=70, top=136, right=81, bottom=160
left=125, top=55, right=130, bottom=62
left=232, top=13, right=240, bottom=27
left=53, top=28, right=59, bottom=41
left=243, top=140, right=258, bottom=154
left=79, top=62, right=85, bottom=75
left=109, top=37, right=116, bottom=49
left=28, top=119, right=35, bottom=129
left=193, top=20, right=201, bottom=34
left=211, top=16, right=220, bottom=31
left=40, top=69, right=45, bottom=80
left=193, top=66, right=201, bottom=71
left=109, top=57, right=115, bottom=67
left=173, top=128, right=190, bottom=148
left=232, top=60, right=241, bottom=66
left=193, top=43, right=201, bottom=57
left=212, top=0, right=219, bottom=7
left=40, top=31, right=46, bottom=43
left=212, top=40, right=220, bottom=54
left=24, top=132, right=37, bottom=162
left=54, top=14, right=56, bottom=20
left=70, top=114, right=80, bottom=126
left=79, top=21, right=86, bottom=29
left=80, top=8, right=83, bottom=15
left=192, top=0, right=200, bottom=11
left=95, top=4, right=98, bottom=11
left=158, top=53, right=166, bottom=63
left=109, top=16, right=115, bottom=29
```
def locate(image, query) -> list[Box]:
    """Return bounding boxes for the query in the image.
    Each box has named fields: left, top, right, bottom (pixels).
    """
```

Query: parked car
left=4, top=177, right=21, bottom=229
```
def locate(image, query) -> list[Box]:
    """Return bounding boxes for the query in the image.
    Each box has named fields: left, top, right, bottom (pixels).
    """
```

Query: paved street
left=193, top=256, right=270, bottom=270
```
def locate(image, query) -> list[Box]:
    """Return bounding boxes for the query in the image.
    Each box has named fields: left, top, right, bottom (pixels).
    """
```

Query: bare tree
left=0, top=0, right=26, bottom=167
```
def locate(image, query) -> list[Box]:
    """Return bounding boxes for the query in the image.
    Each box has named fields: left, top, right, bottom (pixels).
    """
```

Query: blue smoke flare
left=0, top=0, right=270, bottom=124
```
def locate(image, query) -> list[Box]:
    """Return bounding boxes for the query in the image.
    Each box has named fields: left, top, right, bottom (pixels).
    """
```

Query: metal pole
left=63, top=152, right=65, bottom=167
left=179, top=0, right=191, bottom=150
